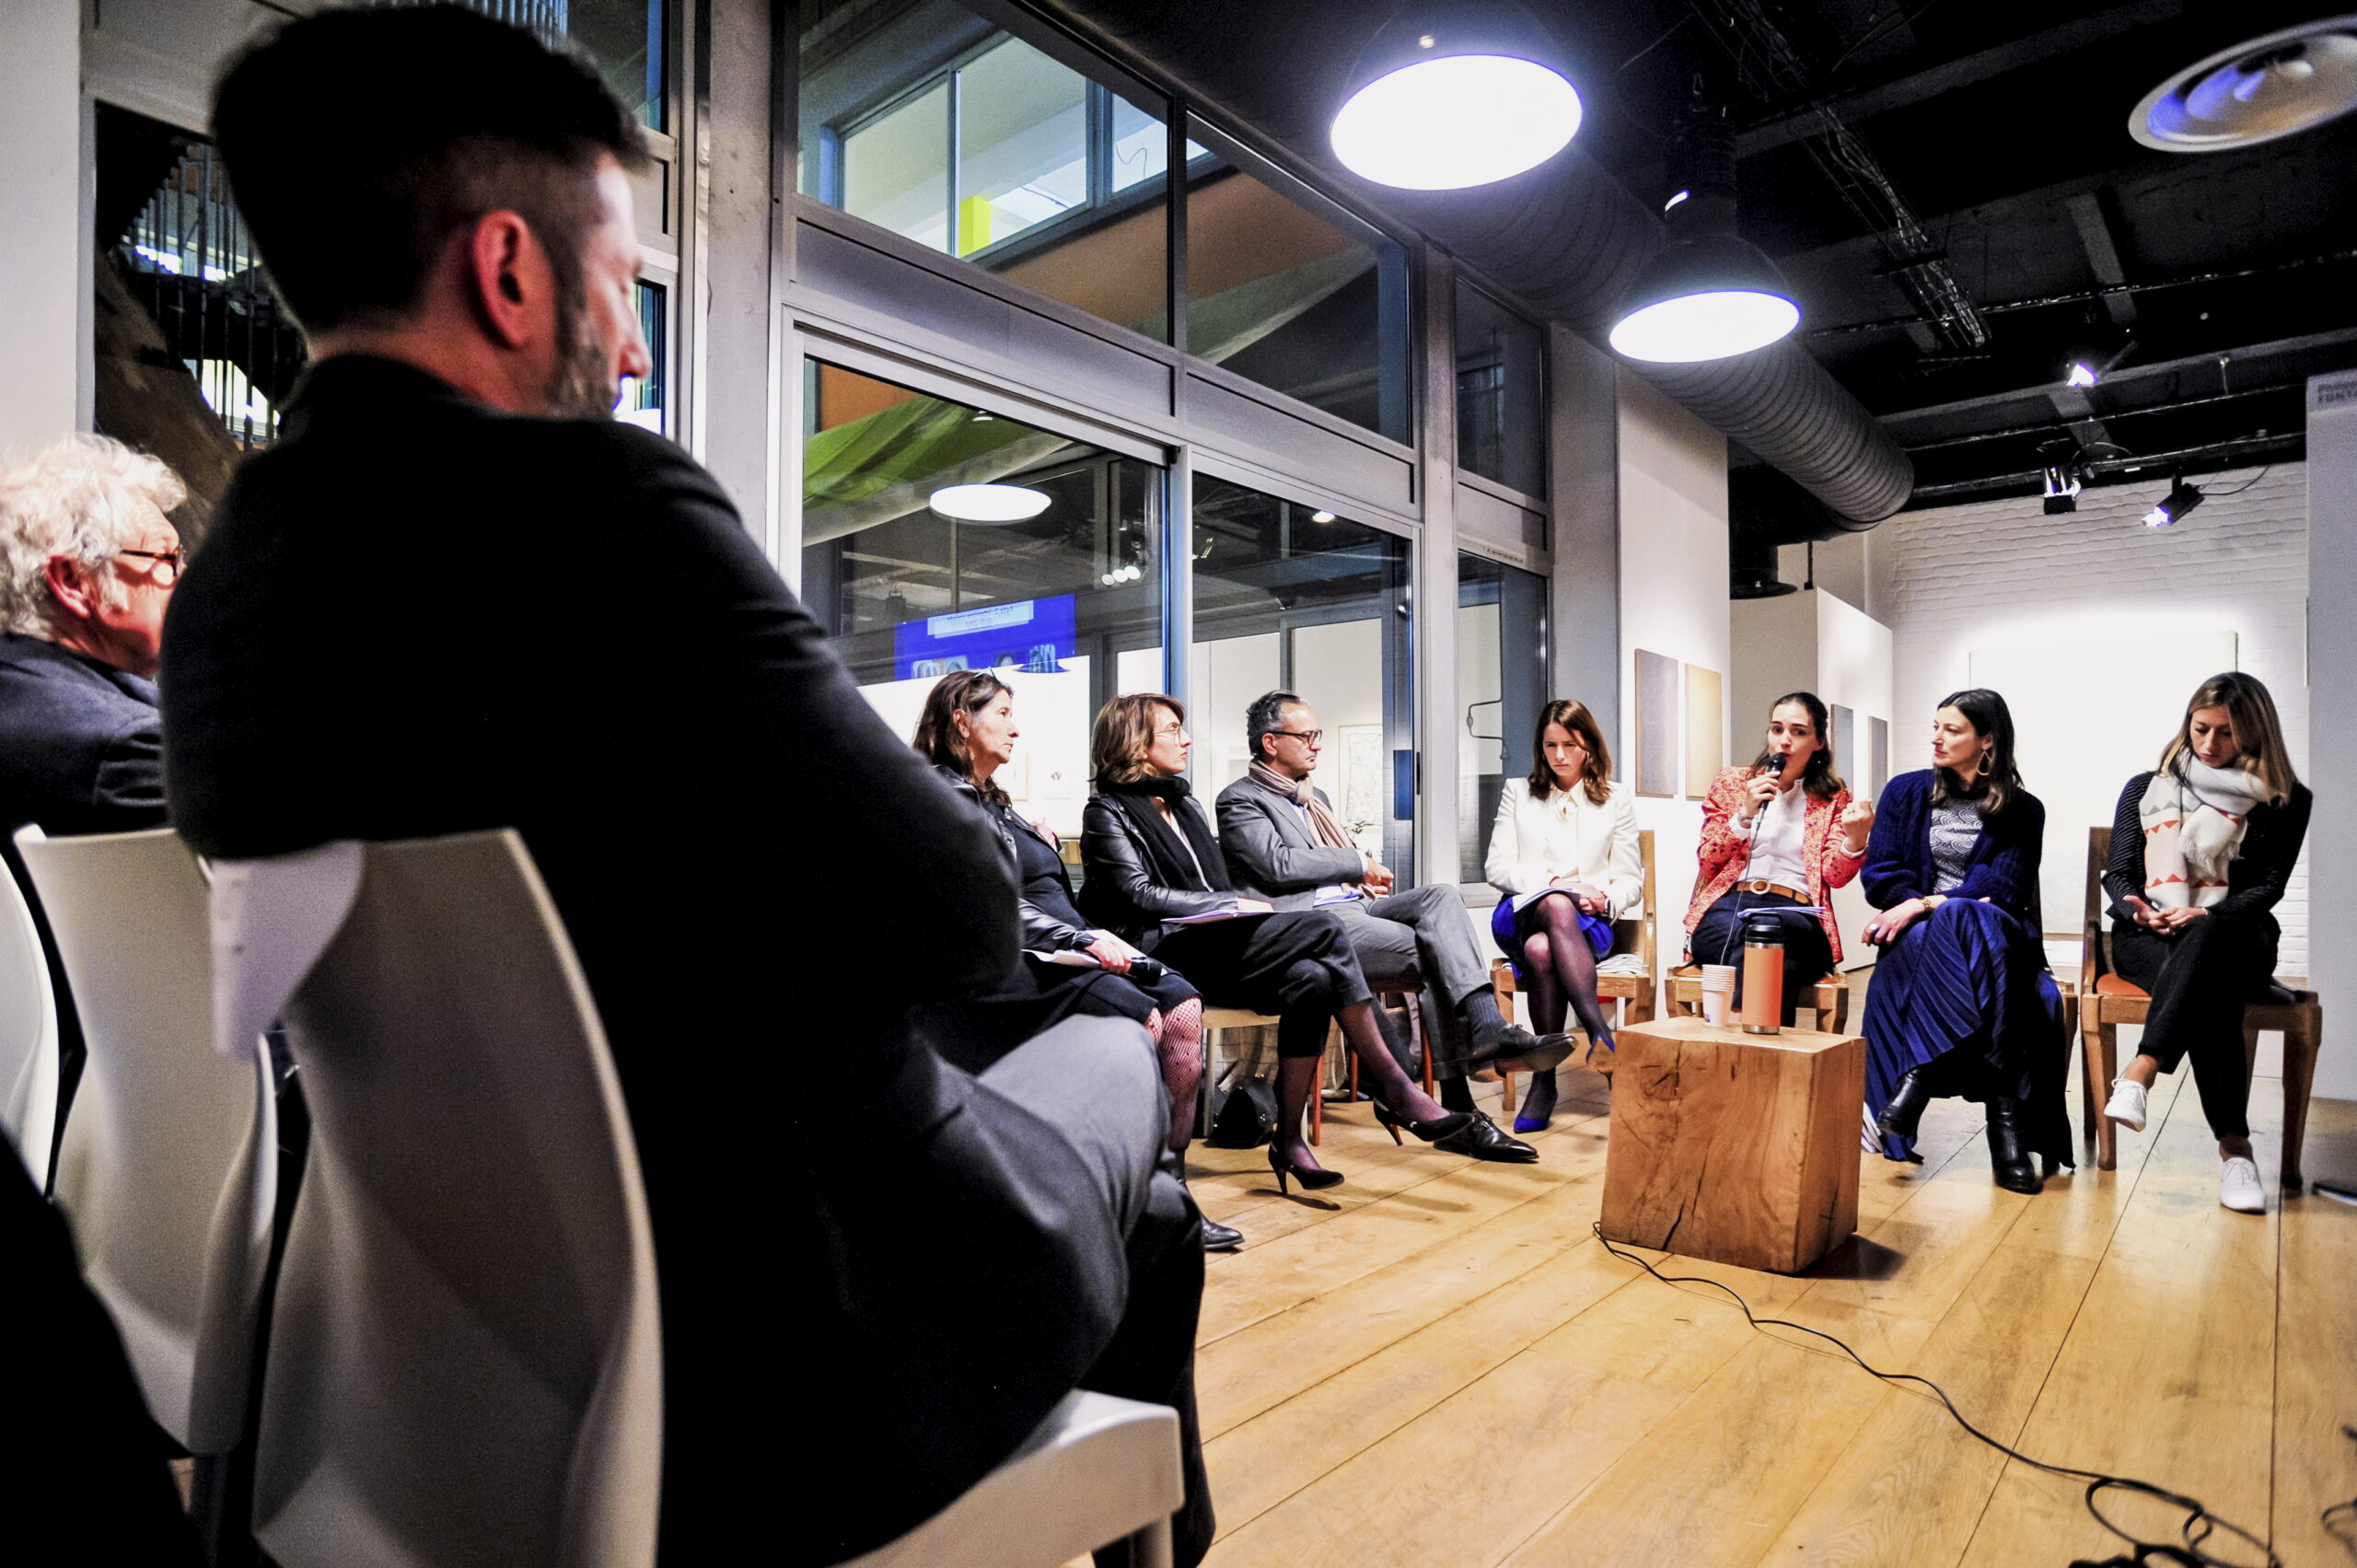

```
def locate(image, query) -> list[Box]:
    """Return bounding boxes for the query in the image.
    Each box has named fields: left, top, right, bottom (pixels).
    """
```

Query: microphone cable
left=1588, top=1222, right=2282, bottom=1567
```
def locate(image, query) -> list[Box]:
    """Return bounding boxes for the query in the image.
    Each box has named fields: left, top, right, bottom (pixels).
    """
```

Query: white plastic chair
left=0, top=843, right=60, bottom=1189
left=12, top=824, right=277, bottom=1457
left=840, top=1388, right=1183, bottom=1568
left=210, top=830, right=661, bottom=1568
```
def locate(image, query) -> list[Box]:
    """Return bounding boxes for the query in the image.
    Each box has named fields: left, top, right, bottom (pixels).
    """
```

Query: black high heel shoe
left=1985, top=1098, right=2042, bottom=1194
left=1875, top=1067, right=1933, bottom=1142
left=1269, top=1144, right=1343, bottom=1195
left=1371, top=1102, right=1474, bottom=1146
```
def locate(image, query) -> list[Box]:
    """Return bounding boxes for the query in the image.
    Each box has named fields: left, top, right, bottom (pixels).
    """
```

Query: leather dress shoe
left=1201, top=1216, right=1245, bottom=1252
left=1467, top=1023, right=1577, bottom=1074
left=1432, top=1111, right=1538, bottom=1164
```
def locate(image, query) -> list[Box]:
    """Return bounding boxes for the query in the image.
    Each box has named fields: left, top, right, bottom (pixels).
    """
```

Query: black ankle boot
left=1876, top=1067, right=1933, bottom=1142
left=1985, top=1098, right=2041, bottom=1194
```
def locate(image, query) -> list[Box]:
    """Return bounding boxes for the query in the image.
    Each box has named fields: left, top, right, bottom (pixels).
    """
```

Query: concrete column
left=1414, top=247, right=1461, bottom=889
left=1548, top=325, right=1620, bottom=738
left=0, top=0, right=83, bottom=450
left=2305, top=369, right=2357, bottom=1098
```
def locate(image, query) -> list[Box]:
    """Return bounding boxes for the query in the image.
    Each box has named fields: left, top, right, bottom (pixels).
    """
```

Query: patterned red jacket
left=1683, top=765, right=1865, bottom=963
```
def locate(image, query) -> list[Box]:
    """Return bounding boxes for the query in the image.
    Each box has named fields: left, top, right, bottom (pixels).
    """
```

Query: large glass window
left=799, top=0, right=1173, bottom=341
left=1457, top=553, right=1548, bottom=884
left=800, top=361, right=1165, bottom=841
left=358, top=1, right=668, bottom=130
left=1185, top=122, right=1411, bottom=444
left=1190, top=475, right=1413, bottom=872
left=1454, top=280, right=1546, bottom=497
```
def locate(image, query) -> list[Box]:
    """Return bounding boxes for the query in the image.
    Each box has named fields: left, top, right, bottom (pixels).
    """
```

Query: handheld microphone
left=1125, top=957, right=1167, bottom=984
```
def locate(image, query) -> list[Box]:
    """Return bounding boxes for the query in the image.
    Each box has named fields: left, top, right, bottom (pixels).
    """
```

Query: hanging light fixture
left=1329, top=2, right=1583, bottom=190
left=929, top=483, right=1051, bottom=523
left=1608, top=103, right=1798, bottom=364
left=2131, top=16, right=2357, bottom=152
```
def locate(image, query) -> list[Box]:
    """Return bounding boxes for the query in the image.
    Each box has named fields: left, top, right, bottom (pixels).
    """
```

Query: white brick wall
left=1872, top=464, right=2309, bottom=976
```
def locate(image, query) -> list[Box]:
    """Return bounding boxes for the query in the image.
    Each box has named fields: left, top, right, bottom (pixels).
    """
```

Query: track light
left=2065, top=362, right=2098, bottom=389
left=1329, top=2, right=1582, bottom=190
left=929, top=483, right=1050, bottom=523
left=1310, top=510, right=1337, bottom=523
left=2043, top=462, right=2083, bottom=515
left=1663, top=189, right=1690, bottom=212
left=2142, top=478, right=2205, bottom=528
left=1608, top=104, right=1797, bottom=364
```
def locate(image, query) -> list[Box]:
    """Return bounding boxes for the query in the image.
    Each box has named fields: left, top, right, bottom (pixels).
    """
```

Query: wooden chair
left=1489, top=830, right=1658, bottom=1102
left=2077, top=826, right=2320, bottom=1182
left=1665, top=963, right=1852, bottom=1033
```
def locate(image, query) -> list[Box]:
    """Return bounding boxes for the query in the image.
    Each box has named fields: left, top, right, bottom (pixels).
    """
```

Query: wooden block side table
left=1599, top=1016, right=1865, bottom=1275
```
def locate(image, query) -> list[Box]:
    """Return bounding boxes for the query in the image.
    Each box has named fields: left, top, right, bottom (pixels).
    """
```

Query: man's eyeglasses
left=116, top=548, right=187, bottom=586
left=1273, top=728, right=1324, bottom=747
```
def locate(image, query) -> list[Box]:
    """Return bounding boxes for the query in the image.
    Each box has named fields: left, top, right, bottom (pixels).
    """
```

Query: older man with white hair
left=0, top=433, right=183, bottom=842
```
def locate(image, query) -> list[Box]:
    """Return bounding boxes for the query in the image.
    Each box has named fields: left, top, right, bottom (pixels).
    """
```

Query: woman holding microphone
left=1686, top=692, right=1873, bottom=1024
left=2099, top=673, right=2308, bottom=1214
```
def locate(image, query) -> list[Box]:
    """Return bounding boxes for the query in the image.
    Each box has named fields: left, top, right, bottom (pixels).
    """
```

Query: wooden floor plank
left=2272, top=1097, right=2357, bottom=1568
left=1956, top=1072, right=2282, bottom=1568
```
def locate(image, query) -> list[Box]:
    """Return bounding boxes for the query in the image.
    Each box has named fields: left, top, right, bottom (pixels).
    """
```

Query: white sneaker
left=2104, top=1077, right=2148, bottom=1132
left=2219, top=1156, right=2265, bottom=1214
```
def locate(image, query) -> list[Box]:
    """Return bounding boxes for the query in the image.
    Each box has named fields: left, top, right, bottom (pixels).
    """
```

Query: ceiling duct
left=1728, top=465, right=1874, bottom=597
left=1030, top=0, right=1915, bottom=526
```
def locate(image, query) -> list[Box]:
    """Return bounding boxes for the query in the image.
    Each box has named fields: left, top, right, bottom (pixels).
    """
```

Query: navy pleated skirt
left=1860, top=898, right=2073, bottom=1167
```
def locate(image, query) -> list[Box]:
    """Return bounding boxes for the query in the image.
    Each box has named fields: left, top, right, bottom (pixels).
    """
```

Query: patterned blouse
left=1928, top=798, right=1984, bottom=891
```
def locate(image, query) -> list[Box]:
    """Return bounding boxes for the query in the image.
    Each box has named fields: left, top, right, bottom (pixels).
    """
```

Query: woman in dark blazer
left=1860, top=688, right=2072, bottom=1192
left=2099, top=672, right=2308, bottom=1214
left=1081, top=693, right=1532, bottom=1191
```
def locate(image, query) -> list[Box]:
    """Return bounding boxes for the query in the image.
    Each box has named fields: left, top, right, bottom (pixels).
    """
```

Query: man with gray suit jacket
left=1217, top=691, right=1570, bottom=1121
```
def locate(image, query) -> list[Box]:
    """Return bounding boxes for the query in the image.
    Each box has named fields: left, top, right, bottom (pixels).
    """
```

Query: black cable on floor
left=1587, top=1222, right=2282, bottom=1568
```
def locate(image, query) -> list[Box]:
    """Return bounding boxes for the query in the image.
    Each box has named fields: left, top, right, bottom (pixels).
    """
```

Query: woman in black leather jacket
left=911, top=674, right=1213, bottom=1157
left=1080, top=692, right=1533, bottom=1192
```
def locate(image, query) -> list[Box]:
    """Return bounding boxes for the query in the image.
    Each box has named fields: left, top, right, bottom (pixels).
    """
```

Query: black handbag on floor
left=1205, top=1068, right=1277, bottom=1148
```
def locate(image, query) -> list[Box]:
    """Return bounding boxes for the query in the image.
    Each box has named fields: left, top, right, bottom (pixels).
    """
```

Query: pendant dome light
left=1329, top=2, right=1583, bottom=191
left=2131, top=16, right=2357, bottom=153
left=1608, top=104, right=1799, bottom=365
left=929, top=483, right=1051, bottom=523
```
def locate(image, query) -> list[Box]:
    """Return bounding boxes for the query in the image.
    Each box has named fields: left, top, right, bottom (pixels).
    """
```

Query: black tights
left=1518, top=897, right=1615, bottom=1041
left=1271, top=962, right=1445, bottom=1169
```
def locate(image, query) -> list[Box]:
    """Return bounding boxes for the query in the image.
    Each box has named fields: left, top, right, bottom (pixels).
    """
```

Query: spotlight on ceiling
left=1310, top=509, right=1338, bottom=523
left=1608, top=104, right=1798, bottom=364
left=929, top=483, right=1051, bottom=523
left=2043, top=462, right=2083, bottom=516
left=2131, top=15, right=2357, bottom=152
left=1663, top=189, right=1690, bottom=212
left=2065, top=362, right=2099, bottom=389
left=1330, top=3, right=1582, bottom=190
left=2142, top=477, right=2206, bottom=529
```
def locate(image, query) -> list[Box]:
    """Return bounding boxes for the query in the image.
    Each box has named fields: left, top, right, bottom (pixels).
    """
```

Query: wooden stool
left=1600, top=1016, right=1865, bottom=1274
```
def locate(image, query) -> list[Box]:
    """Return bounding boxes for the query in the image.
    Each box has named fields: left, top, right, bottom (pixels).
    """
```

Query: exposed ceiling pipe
left=1028, top=0, right=1916, bottom=525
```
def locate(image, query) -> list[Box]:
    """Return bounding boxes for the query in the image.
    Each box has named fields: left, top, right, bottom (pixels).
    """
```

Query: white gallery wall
left=1617, top=373, right=1731, bottom=987
left=0, top=0, right=83, bottom=451
left=1869, top=463, right=2311, bottom=995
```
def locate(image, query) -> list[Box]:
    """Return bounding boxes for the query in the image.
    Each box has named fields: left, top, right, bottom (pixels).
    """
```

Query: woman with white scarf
left=2101, top=673, right=2310, bottom=1214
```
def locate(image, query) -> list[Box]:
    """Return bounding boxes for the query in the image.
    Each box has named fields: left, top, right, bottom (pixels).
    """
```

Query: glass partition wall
left=800, top=361, right=1166, bottom=842
left=1190, top=475, right=1414, bottom=875
left=1456, top=553, right=1548, bottom=884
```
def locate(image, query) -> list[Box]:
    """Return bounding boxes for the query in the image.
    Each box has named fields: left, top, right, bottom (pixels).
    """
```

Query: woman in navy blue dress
left=1860, top=689, right=2073, bottom=1192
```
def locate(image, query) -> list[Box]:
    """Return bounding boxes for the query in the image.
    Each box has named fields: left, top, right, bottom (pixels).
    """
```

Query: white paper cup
left=1700, top=964, right=1736, bottom=1026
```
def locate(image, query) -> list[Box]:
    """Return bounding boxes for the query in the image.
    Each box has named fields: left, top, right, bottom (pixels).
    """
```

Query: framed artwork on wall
left=1866, top=714, right=1888, bottom=802
left=1634, top=649, right=1679, bottom=798
left=1684, top=665, right=1724, bottom=797
left=1832, top=704, right=1856, bottom=796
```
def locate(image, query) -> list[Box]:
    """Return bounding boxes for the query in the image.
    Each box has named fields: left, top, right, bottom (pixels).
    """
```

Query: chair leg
left=2092, top=1022, right=2119, bottom=1171
left=1101, top=1516, right=1174, bottom=1568
left=2282, top=1005, right=2320, bottom=1190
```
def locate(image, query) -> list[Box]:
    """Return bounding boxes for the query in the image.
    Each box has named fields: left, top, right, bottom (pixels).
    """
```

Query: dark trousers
left=2111, top=913, right=2277, bottom=1142
left=1153, top=910, right=1370, bottom=1060
left=1689, top=891, right=1835, bottom=1028
left=978, top=1024, right=1214, bottom=1564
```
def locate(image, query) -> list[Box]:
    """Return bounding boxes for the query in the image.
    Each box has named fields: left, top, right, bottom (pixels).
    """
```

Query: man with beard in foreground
left=162, top=9, right=1212, bottom=1562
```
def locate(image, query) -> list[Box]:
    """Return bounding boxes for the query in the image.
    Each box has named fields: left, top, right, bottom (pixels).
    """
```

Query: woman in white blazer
left=1486, top=698, right=1643, bottom=1131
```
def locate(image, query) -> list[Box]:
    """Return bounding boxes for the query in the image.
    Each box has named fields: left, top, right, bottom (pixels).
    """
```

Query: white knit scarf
left=2138, top=761, right=2267, bottom=908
